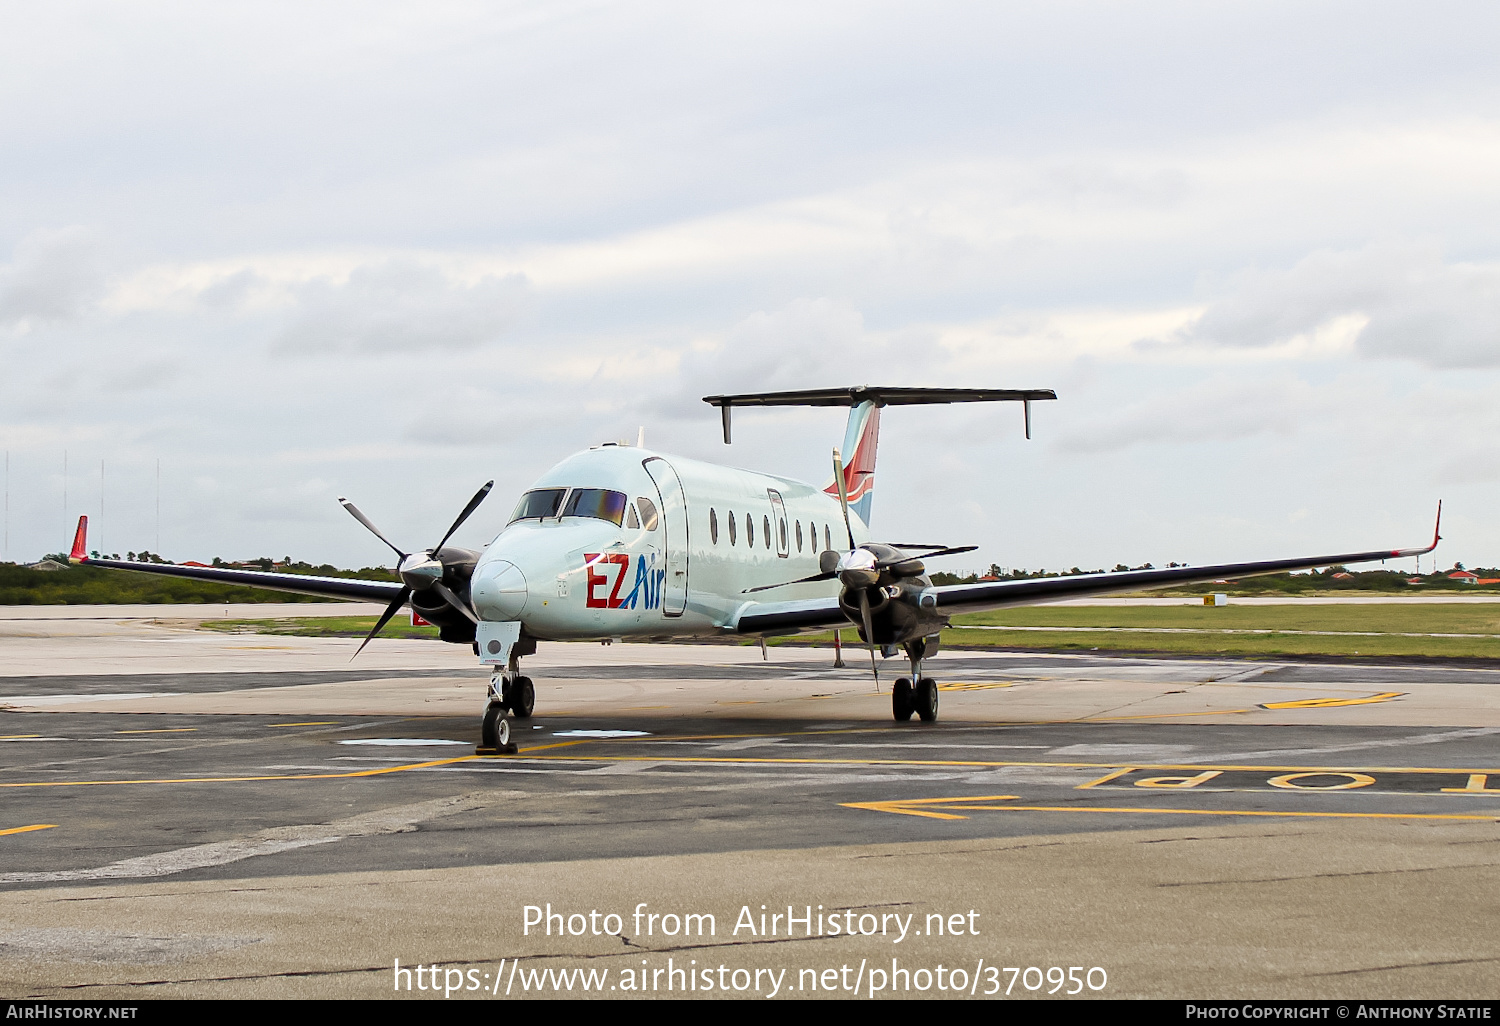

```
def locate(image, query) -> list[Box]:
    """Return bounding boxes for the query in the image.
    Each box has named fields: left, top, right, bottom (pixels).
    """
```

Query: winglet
left=69, top=516, right=88, bottom=564
left=1392, top=500, right=1442, bottom=558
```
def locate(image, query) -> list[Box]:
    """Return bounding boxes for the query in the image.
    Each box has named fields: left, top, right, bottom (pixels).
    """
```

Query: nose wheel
left=504, top=675, right=535, bottom=719
left=480, top=702, right=512, bottom=752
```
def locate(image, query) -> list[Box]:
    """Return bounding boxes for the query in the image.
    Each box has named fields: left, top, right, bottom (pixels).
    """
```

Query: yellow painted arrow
left=1261, top=691, right=1404, bottom=710
left=840, top=795, right=1021, bottom=820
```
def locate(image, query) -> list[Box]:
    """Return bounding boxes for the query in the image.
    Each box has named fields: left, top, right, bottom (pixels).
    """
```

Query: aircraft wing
left=733, top=509, right=1442, bottom=636
left=65, top=517, right=404, bottom=603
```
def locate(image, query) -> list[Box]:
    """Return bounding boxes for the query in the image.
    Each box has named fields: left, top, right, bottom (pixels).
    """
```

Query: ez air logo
left=584, top=552, right=665, bottom=610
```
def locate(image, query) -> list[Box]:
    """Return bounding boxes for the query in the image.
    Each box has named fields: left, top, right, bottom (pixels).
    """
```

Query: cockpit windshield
left=508, top=488, right=567, bottom=523
left=562, top=488, right=628, bottom=526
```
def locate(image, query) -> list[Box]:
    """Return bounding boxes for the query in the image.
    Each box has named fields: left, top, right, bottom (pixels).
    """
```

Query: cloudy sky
left=3, top=2, right=1498, bottom=573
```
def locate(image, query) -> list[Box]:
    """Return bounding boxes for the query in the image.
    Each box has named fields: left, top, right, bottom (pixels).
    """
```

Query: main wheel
left=892, top=677, right=914, bottom=722
left=481, top=702, right=510, bottom=748
left=914, top=677, right=939, bottom=723
left=510, top=676, right=536, bottom=719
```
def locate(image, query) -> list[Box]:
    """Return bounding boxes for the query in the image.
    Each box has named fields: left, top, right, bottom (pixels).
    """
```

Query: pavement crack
left=1159, top=862, right=1500, bottom=887
left=1294, top=956, right=1500, bottom=978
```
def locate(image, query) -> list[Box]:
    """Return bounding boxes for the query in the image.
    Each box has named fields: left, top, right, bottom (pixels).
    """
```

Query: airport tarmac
left=1, top=614, right=1497, bottom=1000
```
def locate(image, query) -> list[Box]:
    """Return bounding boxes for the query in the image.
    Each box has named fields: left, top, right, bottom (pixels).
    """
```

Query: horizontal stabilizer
left=703, top=385, right=1057, bottom=442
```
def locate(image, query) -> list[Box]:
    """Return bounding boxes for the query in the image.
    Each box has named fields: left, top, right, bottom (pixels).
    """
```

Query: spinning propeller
left=743, top=449, right=977, bottom=688
left=340, top=481, right=494, bottom=657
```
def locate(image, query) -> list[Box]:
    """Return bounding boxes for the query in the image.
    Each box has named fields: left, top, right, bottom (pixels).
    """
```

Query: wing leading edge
left=733, top=505, right=1443, bottom=636
left=65, top=516, right=404, bottom=603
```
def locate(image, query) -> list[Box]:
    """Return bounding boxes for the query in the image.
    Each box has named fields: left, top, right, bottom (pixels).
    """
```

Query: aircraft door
left=643, top=458, right=689, bottom=617
left=767, top=489, right=789, bottom=558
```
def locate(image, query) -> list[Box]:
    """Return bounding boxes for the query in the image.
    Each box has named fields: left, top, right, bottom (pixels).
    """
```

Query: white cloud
left=1167, top=242, right=1500, bottom=368
left=272, top=260, right=531, bottom=354
left=0, top=227, right=106, bottom=328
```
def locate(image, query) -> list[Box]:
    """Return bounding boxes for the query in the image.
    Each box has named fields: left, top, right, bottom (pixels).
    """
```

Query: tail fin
left=69, top=515, right=88, bottom=564
left=828, top=401, right=881, bottom=525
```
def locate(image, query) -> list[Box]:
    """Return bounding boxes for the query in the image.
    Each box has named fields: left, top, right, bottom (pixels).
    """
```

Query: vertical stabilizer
left=829, top=401, right=881, bottom=525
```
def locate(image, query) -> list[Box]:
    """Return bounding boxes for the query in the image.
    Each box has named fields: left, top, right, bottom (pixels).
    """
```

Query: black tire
left=511, top=676, right=536, bottom=719
left=481, top=702, right=509, bottom=748
left=892, top=677, right=914, bottom=722
left=915, top=677, right=939, bottom=723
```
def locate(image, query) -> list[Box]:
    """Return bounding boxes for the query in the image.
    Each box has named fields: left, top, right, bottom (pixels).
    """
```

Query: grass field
left=200, top=616, right=439, bottom=640
left=197, top=603, right=1500, bottom=661
left=943, top=604, right=1500, bottom=659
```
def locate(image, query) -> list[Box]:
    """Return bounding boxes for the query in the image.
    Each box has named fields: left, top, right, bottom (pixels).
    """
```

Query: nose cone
left=472, top=560, right=529, bottom=620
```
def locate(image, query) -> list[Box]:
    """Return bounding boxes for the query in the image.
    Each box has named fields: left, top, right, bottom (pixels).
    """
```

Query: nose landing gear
left=477, top=652, right=531, bottom=754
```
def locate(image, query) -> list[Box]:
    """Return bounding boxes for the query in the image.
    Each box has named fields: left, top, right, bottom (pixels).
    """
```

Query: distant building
left=26, top=559, right=67, bottom=571
left=1448, top=570, right=1480, bottom=585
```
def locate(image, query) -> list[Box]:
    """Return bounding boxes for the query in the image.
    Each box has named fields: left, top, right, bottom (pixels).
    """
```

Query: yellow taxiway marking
left=114, top=728, right=196, bottom=734
left=937, top=682, right=1016, bottom=691
left=0, top=735, right=44, bottom=740
left=0, top=824, right=57, bottom=837
left=842, top=795, right=1022, bottom=820
left=520, top=753, right=1500, bottom=775
left=1441, top=774, right=1500, bottom=794
left=268, top=721, right=341, bottom=727
left=1261, top=692, right=1405, bottom=710
left=839, top=801, right=1500, bottom=823
left=0, top=741, right=588, bottom=789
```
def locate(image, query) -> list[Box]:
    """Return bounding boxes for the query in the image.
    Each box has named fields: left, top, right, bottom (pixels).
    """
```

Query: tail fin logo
left=824, top=403, right=881, bottom=523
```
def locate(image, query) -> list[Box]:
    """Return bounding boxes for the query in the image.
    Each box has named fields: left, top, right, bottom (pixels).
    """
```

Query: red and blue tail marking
left=826, top=401, right=881, bottom=525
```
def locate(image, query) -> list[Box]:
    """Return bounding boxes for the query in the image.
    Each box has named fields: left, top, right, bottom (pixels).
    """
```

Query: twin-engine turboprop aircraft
left=67, top=386, right=1441, bottom=750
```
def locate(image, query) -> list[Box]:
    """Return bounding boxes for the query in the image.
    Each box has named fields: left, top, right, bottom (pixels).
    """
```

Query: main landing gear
left=891, top=635, right=940, bottom=724
left=478, top=650, right=534, bottom=754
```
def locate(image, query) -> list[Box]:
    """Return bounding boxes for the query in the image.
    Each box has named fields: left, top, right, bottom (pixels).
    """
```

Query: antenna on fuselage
left=702, top=385, right=1058, bottom=443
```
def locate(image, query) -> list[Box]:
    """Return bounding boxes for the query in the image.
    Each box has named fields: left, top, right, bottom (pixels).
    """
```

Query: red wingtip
left=69, top=515, right=88, bottom=563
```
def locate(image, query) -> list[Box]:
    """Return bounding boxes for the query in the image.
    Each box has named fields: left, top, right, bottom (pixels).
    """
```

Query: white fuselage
left=468, top=444, right=866, bottom=640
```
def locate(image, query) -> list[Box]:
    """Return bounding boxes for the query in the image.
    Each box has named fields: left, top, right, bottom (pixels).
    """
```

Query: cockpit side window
left=637, top=496, right=659, bottom=530
left=626, top=504, right=641, bottom=530
left=508, top=488, right=567, bottom=523
left=562, top=488, right=628, bottom=526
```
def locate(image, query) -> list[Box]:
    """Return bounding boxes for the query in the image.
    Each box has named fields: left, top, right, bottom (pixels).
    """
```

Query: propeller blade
left=832, top=448, right=856, bottom=551
left=431, top=481, right=494, bottom=554
left=339, top=497, right=407, bottom=560
left=432, top=580, right=480, bottom=624
left=858, top=587, right=879, bottom=692
left=352, top=586, right=411, bottom=660
left=875, top=544, right=978, bottom=567
left=742, top=571, right=836, bottom=594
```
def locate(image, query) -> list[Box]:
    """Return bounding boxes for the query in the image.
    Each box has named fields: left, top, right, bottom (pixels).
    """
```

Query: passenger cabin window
left=562, top=488, right=628, bottom=526
left=508, top=487, right=567, bottom=523
left=709, top=508, right=718, bottom=544
left=778, top=517, right=787, bottom=551
left=763, top=515, right=771, bottom=549
left=637, top=496, right=659, bottom=530
left=626, top=504, right=640, bottom=530
left=728, top=510, right=737, bottom=545
left=825, top=525, right=832, bottom=551
left=795, top=521, right=803, bottom=552
left=746, top=513, right=754, bottom=548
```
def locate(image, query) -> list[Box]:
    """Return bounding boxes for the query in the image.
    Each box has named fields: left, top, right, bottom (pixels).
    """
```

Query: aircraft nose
left=472, top=560, right=528, bottom=620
